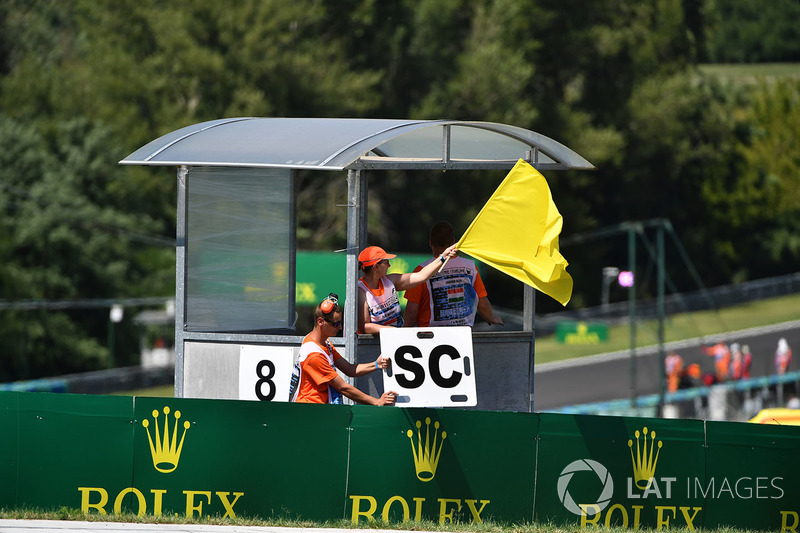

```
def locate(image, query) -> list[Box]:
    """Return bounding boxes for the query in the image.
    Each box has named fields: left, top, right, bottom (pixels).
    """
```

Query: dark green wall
left=0, top=391, right=798, bottom=530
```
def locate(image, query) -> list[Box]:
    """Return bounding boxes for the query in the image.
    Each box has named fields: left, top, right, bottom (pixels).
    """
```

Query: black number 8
left=255, top=360, right=276, bottom=401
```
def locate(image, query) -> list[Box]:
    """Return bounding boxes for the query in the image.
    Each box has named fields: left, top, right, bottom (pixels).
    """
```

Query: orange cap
left=358, top=246, right=396, bottom=267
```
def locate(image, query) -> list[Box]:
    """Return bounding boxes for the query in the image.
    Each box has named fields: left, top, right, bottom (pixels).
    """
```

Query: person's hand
left=378, top=391, right=397, bottom=406
left=487, top=315, right=504, bottom=326
left=376, top=355, right=391, bottom=370
left=442, top=244, right=458, bottom=260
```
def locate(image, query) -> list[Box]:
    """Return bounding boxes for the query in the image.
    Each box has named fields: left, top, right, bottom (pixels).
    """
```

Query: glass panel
left=375, top=126, right=443, bottom=158
left=450, top=126, right=555, bottom=163
left=186, top=167, right=293, bottom=332
left=373, top=125, right=557, bottom=163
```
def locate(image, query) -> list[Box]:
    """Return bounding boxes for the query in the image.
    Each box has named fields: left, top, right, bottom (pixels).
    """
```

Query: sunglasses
left=378, top=259, right=390, bottom=266
left=324, top=318, right=343, bottom=328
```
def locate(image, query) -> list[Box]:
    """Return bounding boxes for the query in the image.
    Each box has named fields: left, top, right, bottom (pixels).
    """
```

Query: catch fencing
left=546, top=369, right=800, bottom=421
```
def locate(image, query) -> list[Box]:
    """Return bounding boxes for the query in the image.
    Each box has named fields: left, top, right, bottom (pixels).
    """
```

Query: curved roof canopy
left=121, top=118, right=594, bottom=171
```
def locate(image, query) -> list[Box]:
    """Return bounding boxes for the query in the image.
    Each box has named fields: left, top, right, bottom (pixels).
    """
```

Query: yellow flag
left=457, top=159, right=573, bottom=306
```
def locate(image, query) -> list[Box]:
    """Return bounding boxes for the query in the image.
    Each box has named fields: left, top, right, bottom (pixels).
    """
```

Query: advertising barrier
left=346, top=408, right=536, bottom=523
left=536, top=414, right=707, bottom=528
left=0, top=391, right=798, bottom=530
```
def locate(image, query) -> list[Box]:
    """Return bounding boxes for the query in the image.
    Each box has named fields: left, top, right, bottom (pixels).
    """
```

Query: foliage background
left=1, top=0, right=799, bottom=380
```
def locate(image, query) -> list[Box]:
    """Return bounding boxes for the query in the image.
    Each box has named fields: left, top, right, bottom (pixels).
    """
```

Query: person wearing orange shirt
left=665, top=351, right=684, bottom=393
left=729, top=343, right=742, bottom=380
left=775, top=338, right=792, bottom=375
left=404, top=221, right=503, bottom=328
left=702, top=341, right=730, bottom=382
left=290, top=293, right=397, bottom=405
left=357, top=243, right=457, bottom=334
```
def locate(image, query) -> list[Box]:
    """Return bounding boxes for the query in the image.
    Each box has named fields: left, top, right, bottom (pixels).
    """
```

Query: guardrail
left=0, top=365, right=173, bottom=395
left=545, top=370, right=800, bottom=419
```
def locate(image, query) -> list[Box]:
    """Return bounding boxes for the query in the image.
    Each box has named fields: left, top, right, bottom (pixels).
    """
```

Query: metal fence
left=547, top=369, right=800, bottom=421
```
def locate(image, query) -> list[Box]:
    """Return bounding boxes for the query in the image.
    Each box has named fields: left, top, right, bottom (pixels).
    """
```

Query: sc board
left=380, top=326, right=477, bottom=407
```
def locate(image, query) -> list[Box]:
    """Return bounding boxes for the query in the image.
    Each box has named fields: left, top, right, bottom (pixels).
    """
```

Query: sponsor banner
left=703, top=421, right=800, bottom=531
left=123, top=398, right=351, bottom=520
left=535, top=414, right=706, bottom=529
left=1, top=391, right=800, bottom=530
left=555, top=321, right=608, bottom=344
left=295, top=252, right=433, bottom=306
left=16, top=392, right=134, bottom=509
left=346, top=406, right=537, bottom=524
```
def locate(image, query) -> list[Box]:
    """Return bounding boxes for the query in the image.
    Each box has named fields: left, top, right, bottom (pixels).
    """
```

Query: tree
left=705, top=0, right=800, bottom=63
left=707, top=79, right=800, bottom=280
left=1, top=0, right=799, bottom=380
left=0, top=114, right=174, bottom=378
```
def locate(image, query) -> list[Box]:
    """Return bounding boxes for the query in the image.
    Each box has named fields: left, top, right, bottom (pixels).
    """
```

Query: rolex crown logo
left=406, top=417, right=446, bottom=482
left=142, top=406, right=191, bottom=473
left=627, top=426, right=662, bottom=490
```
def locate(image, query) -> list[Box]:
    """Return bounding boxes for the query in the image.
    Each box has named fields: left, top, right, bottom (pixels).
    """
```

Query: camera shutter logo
left=557, top=459, right=614, bottom=516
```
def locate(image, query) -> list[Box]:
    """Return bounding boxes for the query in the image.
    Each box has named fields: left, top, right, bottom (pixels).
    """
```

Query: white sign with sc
left=380, top=326, right=477, bottom=407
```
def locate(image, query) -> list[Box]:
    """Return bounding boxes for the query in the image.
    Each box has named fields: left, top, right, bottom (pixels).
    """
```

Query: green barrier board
left=14, top=392, right=134, bottom=511
left=535, top=413, right=706, bottom=529
left=346, top=406, right=537, bottom=524
left=0, top=392, right=19, bottom=506
left=123, top=398, right=350, bottom=520
left=1, top=390, right=799, bottom=530
left=704, top=421, right=800, bottom=531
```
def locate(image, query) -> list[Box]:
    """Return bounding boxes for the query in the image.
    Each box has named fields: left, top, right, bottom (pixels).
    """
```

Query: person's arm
left=392, top=244, right=457, bottom=291
left=404, top=301, right=420, bottom=327
left=477, top=297, right=504, bottom=326
left=335, top=354, right=390, bottom=378
left=328, top=374, right=397, bottom=406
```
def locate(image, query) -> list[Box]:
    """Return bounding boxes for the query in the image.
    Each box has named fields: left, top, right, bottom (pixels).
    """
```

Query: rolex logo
left=406, top=417, right=446, bottom=482
left=627, top=426, right=662, bottom=489
left=142, top=406, right=191, bottom=473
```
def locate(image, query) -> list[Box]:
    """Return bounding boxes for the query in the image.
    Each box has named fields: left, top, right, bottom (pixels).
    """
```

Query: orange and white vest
left=359, top=276, right=403, bottom=328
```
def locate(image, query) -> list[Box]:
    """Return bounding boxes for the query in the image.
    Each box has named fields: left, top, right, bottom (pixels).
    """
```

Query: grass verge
left=534, top=292, right=800, bottom=364
left=0, top=507, right=768, bottom=533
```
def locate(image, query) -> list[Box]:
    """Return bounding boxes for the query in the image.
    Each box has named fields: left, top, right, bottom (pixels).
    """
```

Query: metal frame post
left=524, top=285, right=535, bottom=411
left=656, top=223, right=666, bottom=412
left=345, top=169, right=366, bottom=366
left=628, top=226, right=637, bottom=407
left=174, top=165, right=189, bottom=398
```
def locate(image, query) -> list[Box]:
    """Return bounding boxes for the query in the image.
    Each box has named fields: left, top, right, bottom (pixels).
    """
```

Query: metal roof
left=120, top=117, right=594, bottom=171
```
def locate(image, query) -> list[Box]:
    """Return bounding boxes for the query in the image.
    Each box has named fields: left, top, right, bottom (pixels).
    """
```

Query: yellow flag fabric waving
left=457, top=159, right=573, bottom=306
